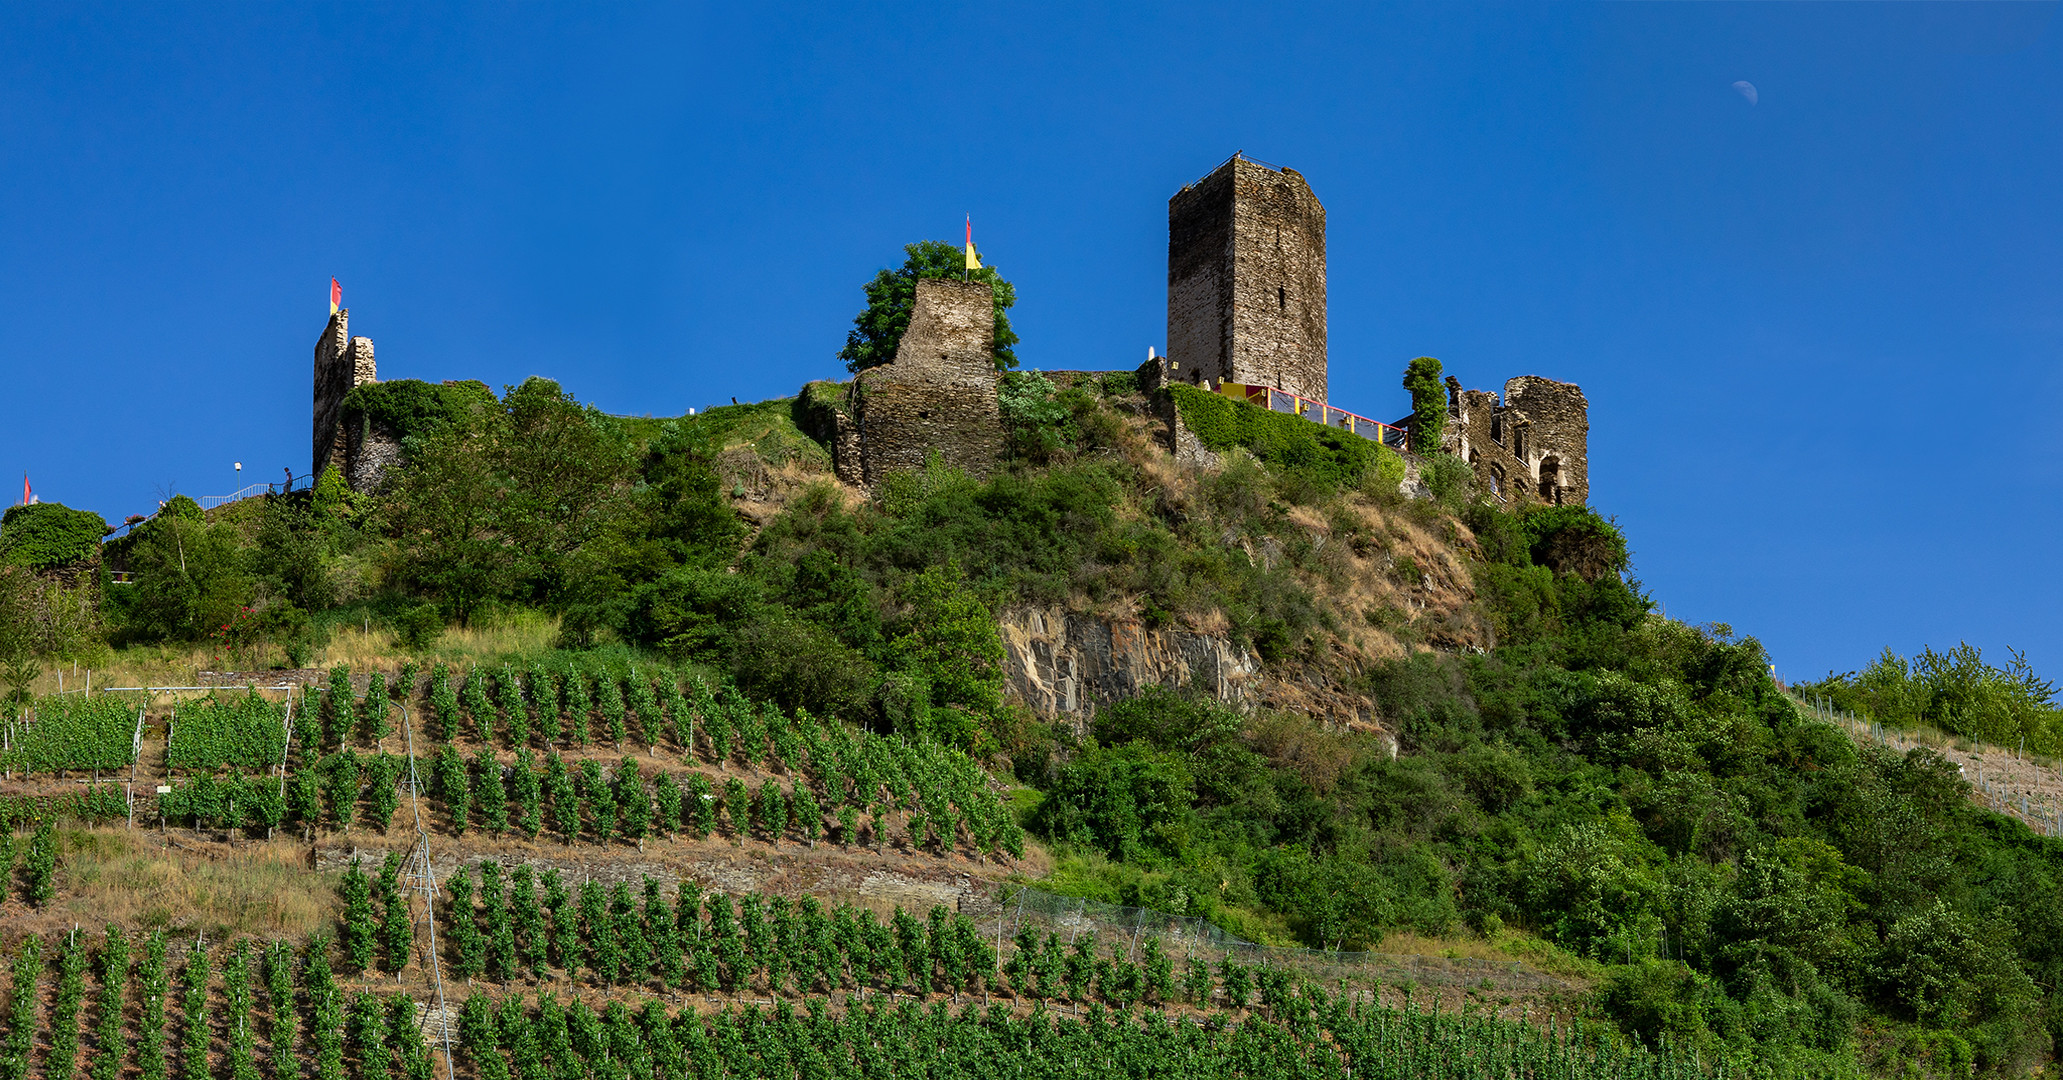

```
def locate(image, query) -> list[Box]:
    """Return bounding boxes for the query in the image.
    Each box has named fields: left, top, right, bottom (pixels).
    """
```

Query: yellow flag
left=965, top=217, right=982, bottom=270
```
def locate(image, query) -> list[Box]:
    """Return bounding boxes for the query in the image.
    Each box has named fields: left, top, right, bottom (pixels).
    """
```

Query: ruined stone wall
left=851, top=278, right=1004, bottom=483
left=1442, top=374, right=1589, bottom=506
left=344, top=421, right=404, bottom=493
left=1167, top=155, right=1328, bottom=402
left=1504, top=376, right=1588, bottom=506
left=311, top=309, right=377, bottom=478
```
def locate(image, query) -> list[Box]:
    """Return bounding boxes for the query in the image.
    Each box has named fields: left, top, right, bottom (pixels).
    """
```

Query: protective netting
left=987, top=884, right=1562, bottom=992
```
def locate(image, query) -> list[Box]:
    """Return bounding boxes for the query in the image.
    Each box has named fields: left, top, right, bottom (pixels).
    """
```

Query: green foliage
left=0, top=503, right=107, bottom=571
left=167, top=690, right=287, bottom=771
left=1803, top=642, right=2061, bottom=756
left=311, top=465, right=352, bottom=520
left=177, top=940, right=210, bottom=1080
left=136, top=934, right=167, bottom=1080
left=2, top=693, right=137, bottom=772
left=340, top=377, right=496, bottom=445
left=23, top=820, right=57, bottom=906
left=1033, top=742, right=1194, bottom=863
left=1169, top=384, right=1397, bottom=498
left=48, top=929, right=85, bottom=1078
left=1, top=937, right=39, bottom=1080
left=1401, top=355, right=1447, bottom=453
left=888, top=561, right=1002, bottom=727
left=338, top=858, right=377, bottom=973
left=839, top=240, right=1019, bottom=372
left=108, top=494, right=252, bottom=643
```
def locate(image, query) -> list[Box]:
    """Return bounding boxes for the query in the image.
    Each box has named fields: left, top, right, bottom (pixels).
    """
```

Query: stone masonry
left=847, top=278, right=1005, bottom=484
left=1441, top=374, right=1589, bottom=506
left=1167, top=154, right=1328, bottom=402
left=311, top=309, right=377, bottom=479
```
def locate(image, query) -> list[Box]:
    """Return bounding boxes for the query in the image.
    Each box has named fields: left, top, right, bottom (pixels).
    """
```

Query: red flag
left=20, top=474, right=27, bottom=507
left=330, top=278, right=342, bottom=316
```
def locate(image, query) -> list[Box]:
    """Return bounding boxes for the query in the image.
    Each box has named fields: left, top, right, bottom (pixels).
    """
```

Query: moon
left=1732, top=80, right=1758, bottom=106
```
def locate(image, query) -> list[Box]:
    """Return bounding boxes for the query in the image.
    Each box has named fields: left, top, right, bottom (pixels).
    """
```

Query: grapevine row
left=161, top=735, right=1023, bottom=860
left=0, top=919, right=1698, bottom=1080
left=0, top=694, right=137, bottom=773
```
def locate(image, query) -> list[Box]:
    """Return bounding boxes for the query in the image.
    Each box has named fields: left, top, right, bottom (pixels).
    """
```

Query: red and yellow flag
left=330, top=278, right=342, bottom=316
left=964, top=217, right=981, bottom=271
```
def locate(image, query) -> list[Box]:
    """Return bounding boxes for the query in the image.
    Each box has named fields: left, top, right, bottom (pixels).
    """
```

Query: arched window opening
left=1538, top=456, right=1562, bottom=504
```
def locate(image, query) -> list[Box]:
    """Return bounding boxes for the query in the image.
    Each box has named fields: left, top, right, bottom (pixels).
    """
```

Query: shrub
left=0, top=503, right=107, bottom=571
left=1400, top=356, right=1446, bottom=453
left=1169, top=384, right=1392, bottom=498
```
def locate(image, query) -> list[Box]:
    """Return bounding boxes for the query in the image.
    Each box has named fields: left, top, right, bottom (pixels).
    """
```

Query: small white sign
left=156, top=786, right=171, bottom=794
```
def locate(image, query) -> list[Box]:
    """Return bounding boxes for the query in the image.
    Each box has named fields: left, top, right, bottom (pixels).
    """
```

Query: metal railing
left=110, top=473, right=313, bottom=538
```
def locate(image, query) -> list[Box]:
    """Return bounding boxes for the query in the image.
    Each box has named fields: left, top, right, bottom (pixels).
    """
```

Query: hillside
left=1, top=371, right=2060, bottom=1079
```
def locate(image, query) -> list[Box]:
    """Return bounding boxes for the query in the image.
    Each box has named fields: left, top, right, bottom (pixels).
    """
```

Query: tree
left=386, top=417, right=512, bottom=627
left=839, top=241, right=1019, bottom=372
left=888, top=561, right=1003, bottom=726
left=112, top=495, right=252, bottom=643
left=1401, top=356, right=1447, bottom=455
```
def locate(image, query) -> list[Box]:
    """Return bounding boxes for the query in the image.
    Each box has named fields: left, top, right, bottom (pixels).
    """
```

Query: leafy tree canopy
left=839, top=240, right=1019, bottom=372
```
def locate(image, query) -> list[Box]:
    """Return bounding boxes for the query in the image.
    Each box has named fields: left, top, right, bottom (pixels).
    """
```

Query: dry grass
left=31, top=827, right=335, bottom=942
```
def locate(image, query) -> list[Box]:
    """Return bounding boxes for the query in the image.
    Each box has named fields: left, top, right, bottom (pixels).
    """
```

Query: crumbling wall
left=1442, top=374, right=1589, bottom=506
left=311, top=309, right=376, bottom=478
left=794, top=380, right=865, bottom=485
left=1167, top=155, right=1328, bottom=402
left=344, top=420, right=404, bottom=492
left=851, top=278, right=1004, bottom=483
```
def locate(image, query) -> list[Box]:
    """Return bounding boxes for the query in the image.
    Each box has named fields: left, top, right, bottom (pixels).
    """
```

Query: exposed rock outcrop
left=1000, top=606, right=1395, bottom=750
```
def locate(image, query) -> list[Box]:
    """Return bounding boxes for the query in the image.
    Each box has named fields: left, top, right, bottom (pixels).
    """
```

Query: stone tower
left=312, top=309, right=376, bottom=479
left=1167, top=154, right=1328, bottom=402
left=850, top=278, right=1006, bottom=484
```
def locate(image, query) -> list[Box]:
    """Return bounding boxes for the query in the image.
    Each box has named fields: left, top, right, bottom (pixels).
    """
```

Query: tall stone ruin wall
left=847, top=278, right=1005, bottom=484
left=311, top=309, right=377, bottom=479
left=1167, top=155, right=1328, bottom=402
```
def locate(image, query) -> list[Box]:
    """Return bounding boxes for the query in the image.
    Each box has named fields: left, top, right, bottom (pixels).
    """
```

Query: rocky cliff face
left=999, top=606, right=1397, bottom=751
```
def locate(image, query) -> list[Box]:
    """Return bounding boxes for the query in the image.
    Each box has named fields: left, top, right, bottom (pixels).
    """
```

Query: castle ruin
left=1439, top=375, right=1589, bottom=506
left=309, top=154, right=1590, bottom=508
left=809, top=278, right=1006, bottom=486
left=312, top=309, right=376, bottom=480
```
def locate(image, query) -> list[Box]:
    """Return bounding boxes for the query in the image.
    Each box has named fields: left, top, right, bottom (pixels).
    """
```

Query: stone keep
left=311, top=309, right=377, bottom=479
left=851, top=278, right=1005, bottom=484
left=1443, top=374, right=1589, bottom=506
left=1167, top=155, right=1328, bottom=402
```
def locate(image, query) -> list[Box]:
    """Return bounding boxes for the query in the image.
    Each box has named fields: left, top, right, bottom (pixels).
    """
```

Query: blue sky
left=3, top=3, right=2059, bottom=682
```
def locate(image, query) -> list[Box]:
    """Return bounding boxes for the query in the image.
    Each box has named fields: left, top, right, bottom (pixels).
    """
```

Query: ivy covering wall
left=1169, top=384, right=1404, bottom=494
left=0, top=503, right=107, bottom=571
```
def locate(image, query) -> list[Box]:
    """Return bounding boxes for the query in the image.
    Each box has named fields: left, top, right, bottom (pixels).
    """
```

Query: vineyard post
left=276, top=693, right=295, bottom=809
left=398, top=699, right=457, bottom=1080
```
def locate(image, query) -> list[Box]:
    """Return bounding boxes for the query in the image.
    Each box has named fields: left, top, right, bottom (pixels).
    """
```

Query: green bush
left=1169, top=384, right=1395, bottom=498
left=340, top=378, right=495, bottom=444
left=1401, top=356, right=1447, bottom=453
left=1031, top=742, right=1194, bottom=863
left=0, top=503, right=107, bottom=571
